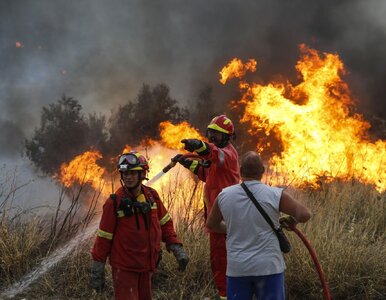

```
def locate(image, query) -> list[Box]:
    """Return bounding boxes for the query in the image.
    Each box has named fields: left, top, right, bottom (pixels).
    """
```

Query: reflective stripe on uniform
left=159, top=212, right=171, bottom=226
left=117, top=210, right=124, bottom=218
left=218, top=149, right=225, bottom=166
left=189, top=160, right=199, bottom=172
left=151, top=202, right=157, bottom=210
left=97, top=229, right=113, bottom=240
left=196, top=142, right=207, bottom=153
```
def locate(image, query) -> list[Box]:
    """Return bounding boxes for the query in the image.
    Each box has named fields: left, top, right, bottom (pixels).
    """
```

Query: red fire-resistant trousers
left=112, top=267, right=153, bottom=300
left=210, top=231, right=227, bottom=298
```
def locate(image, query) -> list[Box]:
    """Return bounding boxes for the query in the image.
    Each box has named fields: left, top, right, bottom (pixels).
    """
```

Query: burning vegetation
left=159, top=121, right=204, bottom=150
left=21, top=46, right=382, bottom=204
left=59, top=121, right=205, bottom=197
left=223, top=45, right=385, bottom=192
left=1, top=45, right=385, bottom=300
left=52, top=45, right=385, bottom=196
left=60, top=150, right=105, bottom=191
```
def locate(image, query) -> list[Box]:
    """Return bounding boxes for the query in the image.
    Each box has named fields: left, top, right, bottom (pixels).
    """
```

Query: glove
left=181, top=139, right=209, bottom=155
left=172, top=153, right=200, bottom=174
left=90, top=261, right=105, bottom=292
left=168, top=244, right=189, bottom=271
left=156, top=250, right=163, bottom=268
left=279, top=215, right=298, bottom=229
left=181, top=139, right=203, bottom=152
left=180, top=158, right=201, bottom=174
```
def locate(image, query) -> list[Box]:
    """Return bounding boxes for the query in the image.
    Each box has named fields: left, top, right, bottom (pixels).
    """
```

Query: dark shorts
left=226, top=272, right=285, bottom=300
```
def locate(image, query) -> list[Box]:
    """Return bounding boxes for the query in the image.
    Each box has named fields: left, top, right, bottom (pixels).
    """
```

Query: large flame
left=60, top=150, right=106, bottom=191
left=59, top=121, right=204, bottom=196
left=57, top=118, right=206, bottom=216
left=219, top=58, right=257, bottom=84
left=120, top=141, right=178, bottom=183
left=228, top=44, right=385, bottom=192
left=159, top=121, right=205, bottom=150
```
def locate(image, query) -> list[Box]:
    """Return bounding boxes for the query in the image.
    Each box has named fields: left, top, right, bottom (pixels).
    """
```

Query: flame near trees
left=59, top=121, right=203, bottom=193
left=219, top=58, right=257, bottom=84
left=60, top=150, right=106, bottom=191
left=226, top=44, right=385, bottom=191
left=160, top=121, right=205, bottom=150
left=59, top=45, right=384, bottom=195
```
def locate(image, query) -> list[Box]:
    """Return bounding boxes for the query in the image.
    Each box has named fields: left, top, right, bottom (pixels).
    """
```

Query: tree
left=108, top=83, right=188, bottom=154
left=86, top=112, right=108, bottom=153
left=190, top=84, right=216, bottom=133
left=107, top=102, right=136, bottom=156
left=25, top=95, right=107, bottom=175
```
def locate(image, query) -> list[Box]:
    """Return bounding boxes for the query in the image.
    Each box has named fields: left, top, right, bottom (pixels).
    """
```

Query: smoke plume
left=1, top=0, right=386, bottom=158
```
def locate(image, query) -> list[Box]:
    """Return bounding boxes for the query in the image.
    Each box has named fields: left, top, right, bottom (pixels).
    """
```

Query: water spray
left=0, top=153, right=209, bottom=298
left=0, top=221, right=99, bottom=299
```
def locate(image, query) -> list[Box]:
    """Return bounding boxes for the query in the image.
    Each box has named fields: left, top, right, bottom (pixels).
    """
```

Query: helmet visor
left=118, top=154, right=140, bottom=172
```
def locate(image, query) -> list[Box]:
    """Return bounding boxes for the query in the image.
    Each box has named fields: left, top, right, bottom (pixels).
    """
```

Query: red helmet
left=207, top=115, right=234, bottom=135
left=117, top=151, right=149, bottom=172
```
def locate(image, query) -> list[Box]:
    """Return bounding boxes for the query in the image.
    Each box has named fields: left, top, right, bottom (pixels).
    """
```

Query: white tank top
left=217, top=180, right=285, bottom=276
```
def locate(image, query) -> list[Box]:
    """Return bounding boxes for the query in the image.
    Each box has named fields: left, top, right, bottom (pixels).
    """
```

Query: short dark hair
left=240, top=151, right=265, bottom=179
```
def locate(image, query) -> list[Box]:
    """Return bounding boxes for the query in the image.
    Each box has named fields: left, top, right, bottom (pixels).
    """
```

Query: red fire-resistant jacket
left=91, top=185, right=180, bottom=272
left=195, top=142, right=240, bottom=215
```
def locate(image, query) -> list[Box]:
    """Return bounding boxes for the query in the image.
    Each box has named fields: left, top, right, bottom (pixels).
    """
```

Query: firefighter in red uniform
left=175, top=115, right=240, bottom=299
left=90, top=151, right=189, bottom=300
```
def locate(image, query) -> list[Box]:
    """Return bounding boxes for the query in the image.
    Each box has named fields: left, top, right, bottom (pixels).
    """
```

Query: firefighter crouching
left=90, top=151, right=189, bottom=300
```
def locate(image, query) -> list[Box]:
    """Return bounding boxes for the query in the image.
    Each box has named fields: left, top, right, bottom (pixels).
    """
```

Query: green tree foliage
left=108, top=84, right=188, bottom=155
left=190, top=84, right=216, bottom=133
left=25, top=95, right=108, bottom=175
left=25, top=84, right=188, bottom=174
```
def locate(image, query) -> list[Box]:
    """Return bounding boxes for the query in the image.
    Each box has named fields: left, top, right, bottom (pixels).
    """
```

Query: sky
left=1, top=0, right=386, bottom=160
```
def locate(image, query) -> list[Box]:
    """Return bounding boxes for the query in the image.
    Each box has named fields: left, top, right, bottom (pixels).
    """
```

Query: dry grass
left=0, top=215, right=48, bottom=286
left=284, top=180, right=386, bottom=299
left=0, top=172, right=385, bottom=299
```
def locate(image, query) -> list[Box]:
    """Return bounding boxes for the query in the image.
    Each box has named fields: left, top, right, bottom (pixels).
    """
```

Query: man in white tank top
left=206, top=151, right=311, bottom=300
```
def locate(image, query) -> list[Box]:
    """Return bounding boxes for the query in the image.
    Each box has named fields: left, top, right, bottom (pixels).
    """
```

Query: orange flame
left=159, top=121, right=205, bottom=150
left=122, top=144, right=132, bottom=154
left=228, top=44, right=385, bottom=192
left=60, top=150, right=106, bottom=190
left=219, top=58, right=257, bottom=84
left=57, top=119, right=207, bottom=215
left=58, top=124, right=204, bottom=211
left=121, top=139, right=158, bottom=155
left=119, top=142, right=188, bottom=190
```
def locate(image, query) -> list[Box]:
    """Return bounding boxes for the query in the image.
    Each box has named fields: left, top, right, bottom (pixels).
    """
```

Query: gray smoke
left=1, top=0, right=386, bottom=159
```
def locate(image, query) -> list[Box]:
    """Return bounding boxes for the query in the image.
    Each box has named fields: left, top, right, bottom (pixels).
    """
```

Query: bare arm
left=279, top=191, right=311, bottom=223
left=206, top=198, right=226, bottom=234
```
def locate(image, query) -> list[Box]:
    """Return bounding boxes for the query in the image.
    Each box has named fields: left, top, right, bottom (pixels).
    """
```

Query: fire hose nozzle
left=162, top=161, right=177, bottom=173
left=170, top=153, right=211, bottom=168
left=279, top=215, right=298, bottom=231
left=171, top=154, right=184, bottom=163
